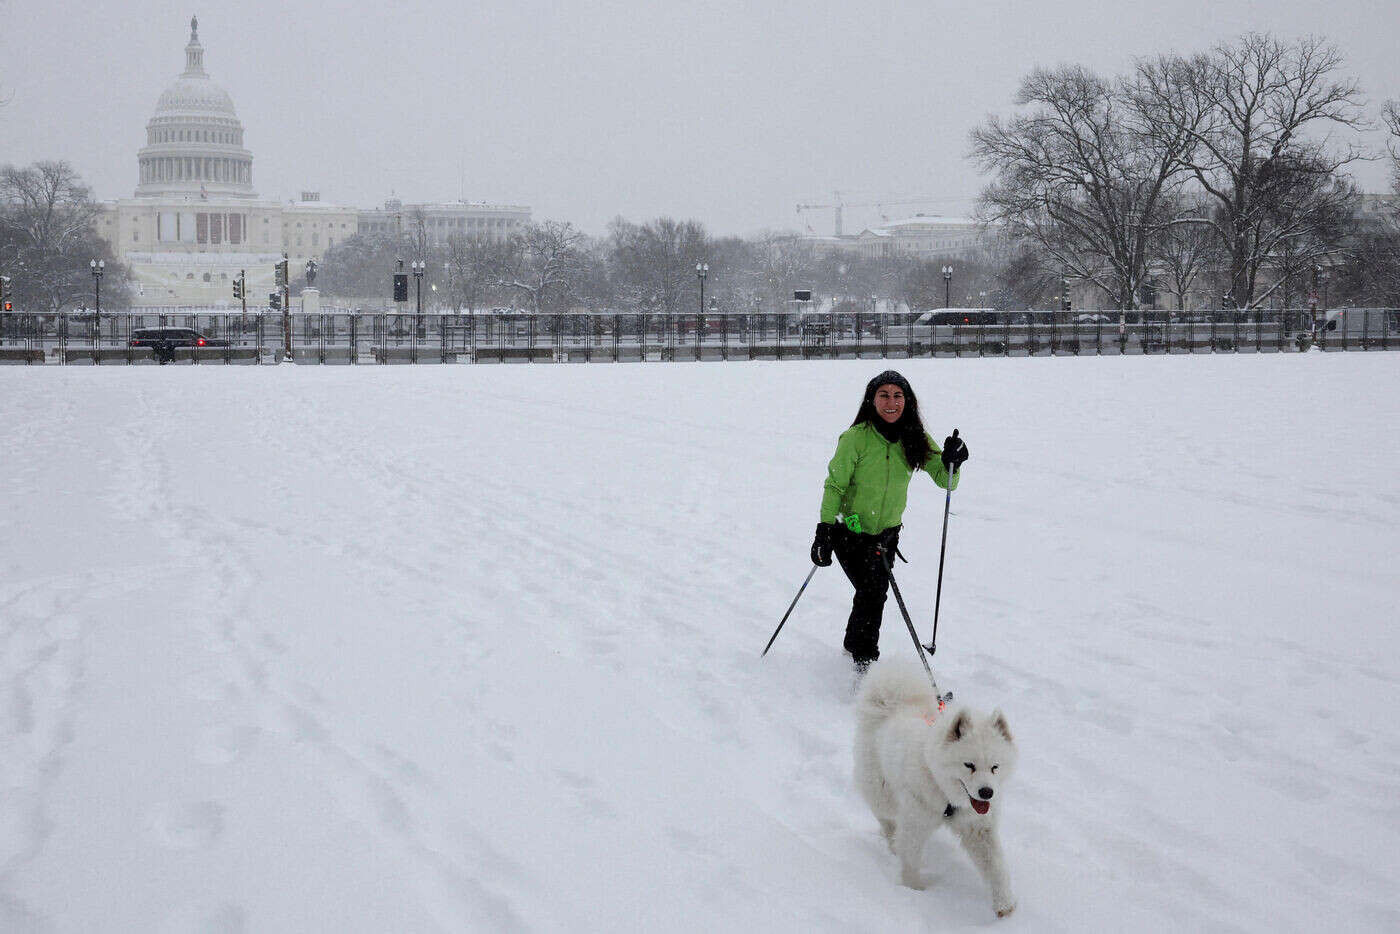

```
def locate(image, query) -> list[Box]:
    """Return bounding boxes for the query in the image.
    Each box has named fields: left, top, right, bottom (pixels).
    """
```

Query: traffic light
left=393, top=273, right=408, bottom=302
left=268, top=291, right=282, bottom=310
left=274, top=260, right=288, bottom=288
left=232, top=279, right=243, bottom=300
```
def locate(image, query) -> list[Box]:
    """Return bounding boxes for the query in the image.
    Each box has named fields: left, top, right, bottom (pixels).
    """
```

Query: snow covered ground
left=1, top=354, right=1398, bottom=932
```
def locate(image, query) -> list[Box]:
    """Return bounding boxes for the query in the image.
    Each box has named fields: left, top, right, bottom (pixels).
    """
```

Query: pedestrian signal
left=393, top=273, right=408, bottom=302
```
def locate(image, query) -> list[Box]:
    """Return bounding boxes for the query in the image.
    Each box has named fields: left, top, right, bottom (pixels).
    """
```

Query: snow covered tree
left=0, top=160, right=124, bottom=313
left=971, top=64, right=1196, bottom=310
left=1149, top=195, right=1221, bottom=311
left=500, top=220, right=587, bottom=314
left=1385, top=100, right=1400, bottom=194
left=1137, top=34, right=1364, bottom=308
left=443, top=232, right=509, bottom=313
left=738, top=231, right=818, bottom=313
left=606, top=217, right=713, bottom=315
left=317, top=232, right=412, bottom=301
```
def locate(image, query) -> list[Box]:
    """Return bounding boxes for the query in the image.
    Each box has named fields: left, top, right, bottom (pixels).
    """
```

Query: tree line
left=971, top=33, right=1400, bottom=310
left=3, top=32, right=1397, bottom=315
left=311, top=215, right=1027, bottom=315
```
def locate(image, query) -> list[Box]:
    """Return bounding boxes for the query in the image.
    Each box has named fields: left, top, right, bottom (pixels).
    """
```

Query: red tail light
left=196, top=338, right=206, bottom=346
left=130, top=339, right=138, bottom=346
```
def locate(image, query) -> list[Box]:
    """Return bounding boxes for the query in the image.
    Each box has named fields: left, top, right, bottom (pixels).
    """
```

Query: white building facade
left=97, top=18, right=530, bottom=308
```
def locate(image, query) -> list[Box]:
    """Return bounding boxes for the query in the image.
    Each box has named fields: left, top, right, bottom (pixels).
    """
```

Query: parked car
left=1074, top=313, right=1113, bottom=324
left=129, top=327, right=227, bottom=349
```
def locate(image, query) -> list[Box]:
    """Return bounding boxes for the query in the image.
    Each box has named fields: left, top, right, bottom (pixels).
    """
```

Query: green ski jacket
left=819, top=422, right=961, bottom=535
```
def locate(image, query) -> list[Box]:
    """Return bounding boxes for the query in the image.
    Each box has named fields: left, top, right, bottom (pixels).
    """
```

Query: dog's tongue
left=969, top=797, right=990, bottom=815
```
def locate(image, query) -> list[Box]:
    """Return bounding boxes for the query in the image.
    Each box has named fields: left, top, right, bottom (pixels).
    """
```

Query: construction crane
left=795, top=192, right=970, bottom=237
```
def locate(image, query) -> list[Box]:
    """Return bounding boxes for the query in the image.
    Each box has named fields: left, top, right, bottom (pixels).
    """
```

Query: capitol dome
left=154, top=75, right=238, bottom=118
left=135, top=16, right=256, bottom=200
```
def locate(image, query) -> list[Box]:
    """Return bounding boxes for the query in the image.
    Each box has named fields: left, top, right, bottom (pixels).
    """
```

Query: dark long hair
left=852, top=379, right=932, bottom=470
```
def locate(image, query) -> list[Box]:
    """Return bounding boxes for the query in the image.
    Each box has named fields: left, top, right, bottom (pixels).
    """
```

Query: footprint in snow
left=151, top=801, right=225, bottom=849
left=194, top=725, right=260, bottom=766
left=156, top=900, right=247, bottom=933
left=180, top=669, right=242, bottom=704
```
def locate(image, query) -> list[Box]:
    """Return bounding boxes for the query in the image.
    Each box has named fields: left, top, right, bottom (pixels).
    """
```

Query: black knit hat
left=864, top=370, right=912, bottom=402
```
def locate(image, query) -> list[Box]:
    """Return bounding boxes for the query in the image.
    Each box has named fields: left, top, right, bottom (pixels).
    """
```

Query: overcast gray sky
left=2, top=0, right=1395, bottom=236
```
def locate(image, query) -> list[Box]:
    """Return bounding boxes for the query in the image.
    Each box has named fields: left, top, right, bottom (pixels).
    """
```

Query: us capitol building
left=97, top=17, right=530, bottom=308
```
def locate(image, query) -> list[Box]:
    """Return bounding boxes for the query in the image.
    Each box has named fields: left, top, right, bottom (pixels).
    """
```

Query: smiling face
left=873, top=384, right=906, bottom=424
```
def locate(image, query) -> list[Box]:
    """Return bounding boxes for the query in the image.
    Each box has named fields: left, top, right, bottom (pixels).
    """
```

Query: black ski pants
left=833, top=524, right=901, bottom=664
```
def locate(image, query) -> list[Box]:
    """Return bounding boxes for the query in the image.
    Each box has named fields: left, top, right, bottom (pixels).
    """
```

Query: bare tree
left=442, top=232, right=506, bottom=312
left=0, top=160, right=123, bottom=313
left=407, top=207, right=431, bottom=260
left=1385, top=100, right=1400, bottom=192
left=1150, top=195, right=1221, bottom=310
left=740, top=231, right=817, bottom=313
left=607, top=217, right=711, bottom=314
left=565, top=237, right=617, bottom=314
left=317, top=231, right=411, bottom=302
left=1258, top=162, right=1357, bottom=308
left=1138, top=34, right=1365, bottom=307
left=1334, top=106, right=1400, bottom=307
left=500, top=220, right=586, bottom=314
left=971, top=64, right=1195, bottom=309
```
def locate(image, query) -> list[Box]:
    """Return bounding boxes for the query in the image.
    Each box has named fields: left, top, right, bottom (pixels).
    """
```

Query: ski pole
left=881, top=549, right=952, bottom=706
left=761, top=565, right=820, bottom=657
left=924, top=452, right=959, bottom=655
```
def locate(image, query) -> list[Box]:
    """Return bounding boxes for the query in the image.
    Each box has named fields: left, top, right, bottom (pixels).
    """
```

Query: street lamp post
left=941, top=265, right=953, bottom=308
left=89, top=259, right=104, bottom=335
left=695, top=262, right=709, bottom=316
left=411, top=260, right=425, bottom=337
left=695, top=262, right=709, bottom=355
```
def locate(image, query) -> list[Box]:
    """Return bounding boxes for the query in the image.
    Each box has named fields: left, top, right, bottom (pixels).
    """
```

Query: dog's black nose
left=978, top=787, right=994, bottom=800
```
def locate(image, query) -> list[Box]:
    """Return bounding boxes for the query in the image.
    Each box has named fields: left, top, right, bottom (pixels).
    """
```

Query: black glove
left=940, top=430, right=968, bottom=471
left=810, top=522, right=839, bottom=567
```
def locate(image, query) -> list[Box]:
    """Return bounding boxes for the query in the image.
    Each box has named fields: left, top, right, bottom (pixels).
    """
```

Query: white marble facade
left=100, top=17, right=531, bottom=308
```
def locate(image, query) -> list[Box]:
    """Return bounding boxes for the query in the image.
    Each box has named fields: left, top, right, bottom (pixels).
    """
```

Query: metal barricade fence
left=1, top=308, right=1395, bottom=364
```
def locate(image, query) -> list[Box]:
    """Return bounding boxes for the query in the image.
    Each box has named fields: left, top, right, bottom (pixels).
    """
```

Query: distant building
left=95, top=18, right=530, bottom=308
left=357, top=200, right=530, bottom=245
left=804, top=214, right=992, bottom=261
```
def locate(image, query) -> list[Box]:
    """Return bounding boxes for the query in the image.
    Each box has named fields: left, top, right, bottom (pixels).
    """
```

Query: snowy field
left=1, top=354, right=1398, bottom=933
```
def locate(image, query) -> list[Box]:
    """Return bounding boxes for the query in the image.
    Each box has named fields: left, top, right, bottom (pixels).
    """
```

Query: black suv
left=129, top=327, right=226, bottom=349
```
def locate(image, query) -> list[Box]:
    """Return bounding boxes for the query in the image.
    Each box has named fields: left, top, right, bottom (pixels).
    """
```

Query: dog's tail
left=855, top=660, right=939, bottom=731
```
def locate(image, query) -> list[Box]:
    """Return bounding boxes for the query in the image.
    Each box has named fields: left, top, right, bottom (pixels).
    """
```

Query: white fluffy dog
left=854, top=661, right=1019, bottom=918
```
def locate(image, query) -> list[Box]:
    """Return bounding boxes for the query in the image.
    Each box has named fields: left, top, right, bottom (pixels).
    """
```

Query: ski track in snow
left=1, top=356, right=1398, bottom=931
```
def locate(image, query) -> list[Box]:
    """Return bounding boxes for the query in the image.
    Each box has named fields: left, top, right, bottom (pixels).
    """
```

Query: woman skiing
left=810, top=370, right=968, bottom=673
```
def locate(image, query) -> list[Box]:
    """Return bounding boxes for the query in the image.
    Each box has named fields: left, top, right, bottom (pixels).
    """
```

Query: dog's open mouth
left=969, top=797, right=990, bottom=815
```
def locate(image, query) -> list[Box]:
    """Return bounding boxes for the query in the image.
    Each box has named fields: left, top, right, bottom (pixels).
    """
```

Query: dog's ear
left=990, top=708, right=1013, bottom=743
left=945, top=710, right=971, bottom=743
